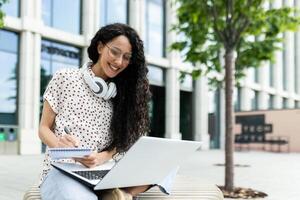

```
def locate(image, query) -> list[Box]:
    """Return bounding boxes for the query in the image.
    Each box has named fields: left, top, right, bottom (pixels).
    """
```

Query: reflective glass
left=0, top=30, right=19, bottom=124
left=180, top=74, right=192, bottom=91
left=100, top=0, right=127, bottom=26
left=234, top=87, right=241, bottom=111
left=42, top=0, right=81, bottom=34
left=250, top=90, right=259, bottom=110
left=208, top=91, right=216, bottom=113
left=144, top=0, right=164, bottom=57
left=0, top=29, right=18, bottom=52
left=40, top=40, right=81, bottom=97
left=147, top=65, right=164, bottom=86
left=1, top=0, right=19, bottom=17
left=283, top=98, right=288, bottom=109
left=268, top=94, right=274, bottom=109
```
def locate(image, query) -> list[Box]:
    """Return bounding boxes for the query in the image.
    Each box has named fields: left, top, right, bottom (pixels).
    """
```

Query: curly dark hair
left=87, top=23, right=151, bottom=153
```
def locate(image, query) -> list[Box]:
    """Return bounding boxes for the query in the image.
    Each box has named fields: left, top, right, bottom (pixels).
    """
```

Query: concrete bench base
left=24, top=175, right=224, bottom=200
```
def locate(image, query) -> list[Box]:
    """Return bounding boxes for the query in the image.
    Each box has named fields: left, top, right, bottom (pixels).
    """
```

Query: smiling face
left=94, top=35, right=132, bottom=80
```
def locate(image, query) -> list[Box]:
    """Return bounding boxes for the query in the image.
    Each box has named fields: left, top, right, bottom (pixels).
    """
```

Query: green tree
left=171, top=0, right=300, bottom=192
left=0, top=0, right=8, bottom=28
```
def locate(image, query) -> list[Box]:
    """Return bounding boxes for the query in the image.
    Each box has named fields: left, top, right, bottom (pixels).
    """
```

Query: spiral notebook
left=49, top=148, right=92, bottom=159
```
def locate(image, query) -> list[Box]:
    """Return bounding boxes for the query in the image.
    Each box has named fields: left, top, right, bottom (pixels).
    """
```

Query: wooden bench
left=23, top=175, right=224, bottom=200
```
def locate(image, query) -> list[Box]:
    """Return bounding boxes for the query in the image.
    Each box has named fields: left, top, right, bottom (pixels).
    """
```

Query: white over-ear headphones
left=81, top=62, right=117, bottom=100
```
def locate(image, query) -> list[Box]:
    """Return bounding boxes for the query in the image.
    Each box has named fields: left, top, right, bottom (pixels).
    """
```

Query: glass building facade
left=0, top=30, right=19, bottom=154
left=42, top=0, right=82, bottom=34
left=0, top=30, right=19, bottom=125
left=100, top=0, right=128, bottom=26
left=144, top=0, right=165, bottom=57
left=1, top=0, right=19, bottom=17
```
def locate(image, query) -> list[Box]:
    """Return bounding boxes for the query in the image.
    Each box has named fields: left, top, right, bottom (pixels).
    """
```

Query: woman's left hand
left=74, top=151, right=109, bottom=168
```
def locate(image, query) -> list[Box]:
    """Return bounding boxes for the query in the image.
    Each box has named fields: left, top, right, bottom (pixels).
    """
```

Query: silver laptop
left=51, top=136, right=201, bottom=190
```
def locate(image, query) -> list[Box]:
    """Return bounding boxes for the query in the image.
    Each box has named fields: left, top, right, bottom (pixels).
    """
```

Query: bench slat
left=23, top=176, right=224, bottom=200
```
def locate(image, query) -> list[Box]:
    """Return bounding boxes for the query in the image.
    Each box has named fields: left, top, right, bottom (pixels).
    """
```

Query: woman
left=39, top=23, right=151, bottom=200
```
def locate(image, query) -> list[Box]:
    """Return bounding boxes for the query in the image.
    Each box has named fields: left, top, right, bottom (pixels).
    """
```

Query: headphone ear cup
left=82, top=67, right=101, bottom=94
left=93, top=77, right=108, bottom=98
left=104, top=82, right=117, bottom=100
left=110, top=82, right=117, bottom=98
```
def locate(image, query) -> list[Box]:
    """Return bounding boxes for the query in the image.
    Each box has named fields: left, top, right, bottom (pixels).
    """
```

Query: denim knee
left=40, top=168, right=98, bottom=200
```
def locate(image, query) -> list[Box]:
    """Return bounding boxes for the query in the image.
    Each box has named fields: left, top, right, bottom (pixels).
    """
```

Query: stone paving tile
left=180, top=150, right=300, bottom=200
left=0, top=150, right=299, bottom=200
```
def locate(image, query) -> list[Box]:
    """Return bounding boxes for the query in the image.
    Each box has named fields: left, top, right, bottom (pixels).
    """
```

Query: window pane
left=145, top=0, right=164, bottom=57
left=250, top=90, right=258, bottom=110
left=208, top=91, right=216, bottom=113
left=0, top=30, right=19, bottom=125
left=1, top=0, right=19, bottom=17
left=234, top=87, right=241, bottom=111
left=268, top=94, right=274, bottom=109
left=0, top=30, right=18, bottom=52
left=147, top=65, right=164, bottom=86
left=283, top=98, right=288, bottom=109
left=180, top=74, right=193, bottom=91
left=42, top=0, right=81, bottom=34
left=42, top=0, right=51, bottom=26
left=40, top=40, right=81, bottom=97
left=100, top=0, right=127, bottom=26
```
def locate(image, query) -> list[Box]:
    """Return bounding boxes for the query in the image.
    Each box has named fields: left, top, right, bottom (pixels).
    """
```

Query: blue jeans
left=40, top=167, right=177, bottom=200
left=41, top=168, right=98, bottom=200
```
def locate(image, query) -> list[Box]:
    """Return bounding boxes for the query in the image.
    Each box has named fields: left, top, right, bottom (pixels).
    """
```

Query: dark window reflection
left=180, top=91, right=193, bottom=140
left=149, top=85, right=165, bottom=138
left=0, top=30, right=19, bottom=125
left=100, top=0, right=128, bottom=26
left=1, top=0, right=19, bottom=17
left=40, top=40, right=81, bottom=98
left=144, top=0, right=165, bottom=57
left=42, top=0, right=82, bottom=34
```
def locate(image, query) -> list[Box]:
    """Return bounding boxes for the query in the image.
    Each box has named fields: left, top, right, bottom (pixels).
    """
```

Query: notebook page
left=49, top=148, right=92, bottom=159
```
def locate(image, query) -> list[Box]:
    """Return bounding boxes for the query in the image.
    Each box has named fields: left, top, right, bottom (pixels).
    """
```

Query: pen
left=64, top=126, right=71, bottom=135
left=64, top=126, right=78, bottom=147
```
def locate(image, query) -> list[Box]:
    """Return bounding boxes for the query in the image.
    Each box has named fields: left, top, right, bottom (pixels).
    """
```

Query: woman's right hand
left=56, top=134, right=79, bottom=148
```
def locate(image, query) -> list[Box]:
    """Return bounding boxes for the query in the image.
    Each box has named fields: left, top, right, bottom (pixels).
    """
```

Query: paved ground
left=0, top=150, right=299, bottom=200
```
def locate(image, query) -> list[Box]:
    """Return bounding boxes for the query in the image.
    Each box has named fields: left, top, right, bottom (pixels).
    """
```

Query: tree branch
left=232, top=0, right=253, bottom=31
left=208, top=1, right=226, bottom=43
left=233, top=17, right=250, bottom=47
left=226, top=0, right=234, bottom=34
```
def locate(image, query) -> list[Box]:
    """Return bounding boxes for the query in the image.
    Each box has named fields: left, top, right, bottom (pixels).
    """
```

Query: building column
left=193, top=77, right=210, bottom=149
left=295, top=0, right=300, bottom=95
left=18, top=0, right=42, bottom=154
left=284, top=1, right=295, bottom=108
left=258, top=62, right=270, bottom=109
left=272, top=0, right=284, bottom=109
left=165, top=68, right=181, bottom=139
left=82, top=0, right=96, bottom=63
left=129, top=0, right=145, bottom=38
left=240, top=87, right=252, bottom=111
left=164, top=1, right=180, bottom=139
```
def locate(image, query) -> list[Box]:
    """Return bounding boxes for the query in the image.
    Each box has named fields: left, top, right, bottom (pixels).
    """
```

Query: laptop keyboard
left=73, top=170, right=110, bottom=180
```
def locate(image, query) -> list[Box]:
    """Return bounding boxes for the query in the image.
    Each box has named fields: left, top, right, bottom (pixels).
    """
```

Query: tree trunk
left=224, top=49, right=235, bottom=191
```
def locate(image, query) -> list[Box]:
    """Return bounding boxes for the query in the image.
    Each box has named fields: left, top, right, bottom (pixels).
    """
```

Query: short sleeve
left=43, top=70, right=65, bottom=114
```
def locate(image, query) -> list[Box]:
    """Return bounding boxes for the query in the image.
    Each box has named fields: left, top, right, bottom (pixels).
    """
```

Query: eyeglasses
left=105, top=44, right=132, bottom=64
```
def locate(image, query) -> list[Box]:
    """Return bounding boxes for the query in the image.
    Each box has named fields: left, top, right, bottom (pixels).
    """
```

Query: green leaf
left=170, top=0, right=300, bottom=88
